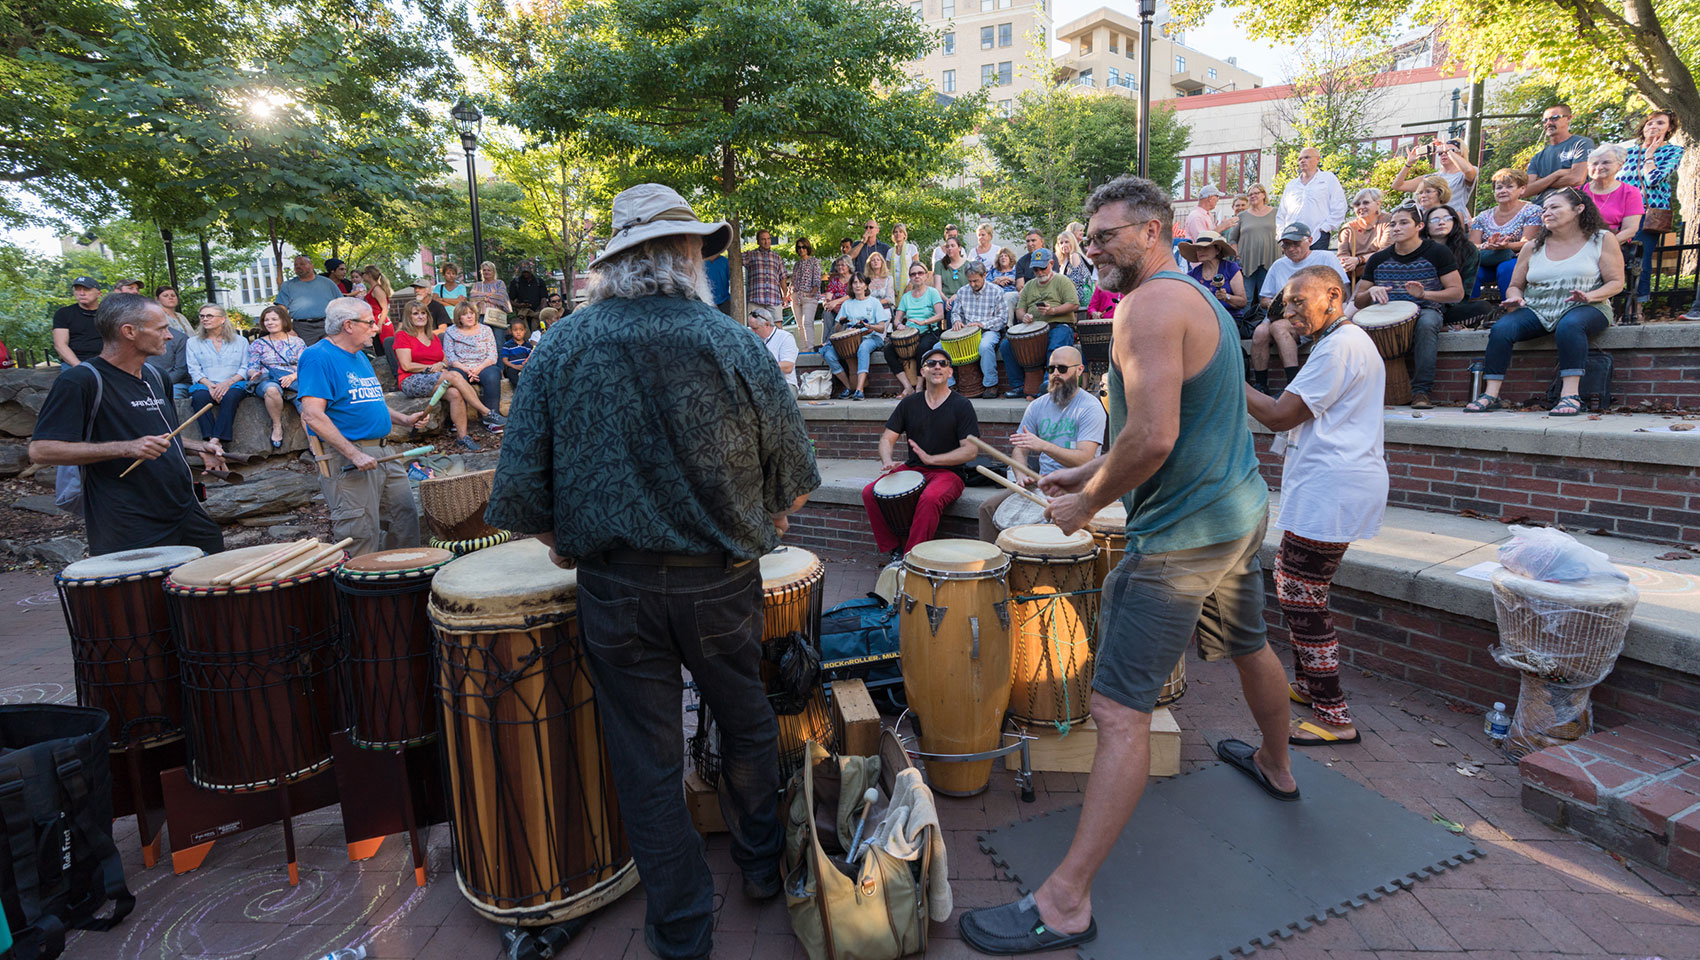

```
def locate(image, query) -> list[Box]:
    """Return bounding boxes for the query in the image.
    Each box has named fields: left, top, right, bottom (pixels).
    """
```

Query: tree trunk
left=1675, top=130, right=1699, bottom=280
left=723, top=138, right=744, bottom=322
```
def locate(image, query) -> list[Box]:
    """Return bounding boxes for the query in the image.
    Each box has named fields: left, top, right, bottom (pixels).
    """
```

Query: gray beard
left=1050, top=378, right=1077, bottom=405
left=1095, top=257, right=1150, bottom=295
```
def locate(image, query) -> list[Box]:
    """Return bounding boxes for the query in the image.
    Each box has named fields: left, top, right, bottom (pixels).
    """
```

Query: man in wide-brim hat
left=486, top=183, right=821, bottom=960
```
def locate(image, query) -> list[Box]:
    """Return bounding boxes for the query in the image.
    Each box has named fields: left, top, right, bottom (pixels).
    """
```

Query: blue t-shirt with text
left=296, top=340, right=391, bottom=440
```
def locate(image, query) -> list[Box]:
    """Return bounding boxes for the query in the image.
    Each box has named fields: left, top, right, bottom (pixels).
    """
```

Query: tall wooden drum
left=1090, top=502, right=1186, bottom=705
left=1006, top=321, right=1050, bottom=396
left=1354, top=302, right=1418, bottom=406
left=336, top=547, right=454, bottom=750
left=757, top=547, right=834, bottom=775
left=899, top=539, right=1012, bottom=796
left=57, top=546, right=204, bottom=749
left=997, top=525, right=1099, bottom=726
left=429, top=539, right=636, bottom=926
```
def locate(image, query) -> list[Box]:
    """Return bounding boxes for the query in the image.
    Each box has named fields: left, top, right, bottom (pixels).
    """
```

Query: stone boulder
left=0, top=443, right=32, bottom=478
left=174, top=397, right=310, bottom=459
left=202, top=468, right=320, bottom=523
left=0, top=536, right=86, bottom=566
left=384, top=392, right=449, bottom=442
left=0, top=368, right=63, bottom=437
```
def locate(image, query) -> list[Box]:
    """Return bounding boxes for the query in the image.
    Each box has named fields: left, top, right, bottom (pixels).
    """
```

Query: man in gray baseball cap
left=53, top=276, right=106, bottom=365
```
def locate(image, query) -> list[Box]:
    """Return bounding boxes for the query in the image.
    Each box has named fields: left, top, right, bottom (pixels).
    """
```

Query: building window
left=1126, top=45, right=1135, bottom=60
left=1174, top=55, right=1185, bottom=72
left=1208, top=67, right=1217, bottom=79
left=1109, top=35, right=1119, bottom=54
left=998, top=23, right=1011, bottom=46
left=1176, top=151, right=1261, bottom=201
left=981, top=25, right=994, bottom=49
left=998, top=60, right=1012, bottom=85
left=998, top=99, right=1012, bottom=117
left=942, top=0, right=953, bottom=16
left=980, top=0, right=993, bottom=9
left=943, top=31, right=954, bottom=54
left=1108, top=67, right=1119, bottom=87
left=1080, top=40, right=1091, bottom=55
left=1078, top=68, right=1094, bottom=86
left=999, top=0, right=1010, bottom=7
left=982, top=63, right=995, bottom=87
left=943, top=69, right=956, bottom=92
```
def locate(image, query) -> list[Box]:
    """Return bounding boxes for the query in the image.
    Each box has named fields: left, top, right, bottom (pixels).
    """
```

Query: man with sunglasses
left=861, top=346, right=979, bottom=560
left=1524, top=104, right=1595, bottom=203
left=976, top=346, right=1104, bottom=541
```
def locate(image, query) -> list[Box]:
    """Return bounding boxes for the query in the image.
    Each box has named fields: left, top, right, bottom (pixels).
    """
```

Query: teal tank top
left=1106, top=270, right=1268, bottom=555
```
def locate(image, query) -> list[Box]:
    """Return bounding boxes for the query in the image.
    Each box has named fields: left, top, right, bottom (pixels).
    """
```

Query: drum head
left=340, top=547, right=455, bottom=579
left=759, top=546, right=823, bottom=591
left=168, top=543, right=340, bottom=589
left=429, top=537, right=577, bottom=629
left=829, top=329, right=861, bottom=342
left=940, top=327, right=978, bottom=343
left=997, top=524, right=1095, bottom=558
left=886, top=327, right=918, bottom=343
left=61, top=545, right=205, bottom=582
left=905, top=538, right=1006, bottom=575
left=993, top=491, right=1047, bottom=530
left=1355, top=302, right=1419, bottom=327
left=1088, top=501, right=1128, bottom=535
left=872, top=559, right=904, bottom=605
left=873, top=471, right=926, bottom=497
left=1007, top=321, right=1047, bottom=337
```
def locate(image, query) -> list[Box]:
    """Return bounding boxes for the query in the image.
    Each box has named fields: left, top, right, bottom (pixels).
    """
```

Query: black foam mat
left=977, top=752, right=1481, bottom=959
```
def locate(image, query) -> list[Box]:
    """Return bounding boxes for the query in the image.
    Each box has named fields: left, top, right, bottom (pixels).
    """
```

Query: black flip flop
left=960, top=894, right=1098, bottom=956
left=1215, top=738, right=1300, bottom=802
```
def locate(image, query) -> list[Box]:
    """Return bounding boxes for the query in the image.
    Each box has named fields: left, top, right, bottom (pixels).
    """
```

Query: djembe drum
left=430, top=538, right=636, bottom=925
left=872, top=470, right=926, bottom=545
left=886, top=326, right=921, bottom=382
left=997, top=525, right=1099, bottom=726
left=57, top=547, right=204, bottom=750
left=1006, top=321, right=1050, bottom=396
left=166, top=545, right=346, bottom=791
left=1089, top=502, right=1186, bottom=705
left=420, top=469, right=510, bottom=555
left=941, top=326, right=984, bottom=398
left=899, top=539, right=1012, bottom=796
left=1076, top=319, right=1113, bottom=390
left=829, top=328, right=866, bottom=375
left=991, top=488, right=1047, bottom=535
left=336, top=547, right=454, bottom=750
left=1354, top=301, right=1419, bottom=405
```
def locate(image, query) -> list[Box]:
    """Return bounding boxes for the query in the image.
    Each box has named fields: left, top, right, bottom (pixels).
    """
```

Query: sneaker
left=852, top=390, right=865, bottom=401
left=1683, top=310, right=1700, bottom=321
left=1410, top=393, right=1433, bottom=410
left=1002, top=389, right=1026, bottom=399
left=481, top=413, right=506, bottom=433
left=456, top=435, right=481, bottom=452
left=834, top=388, right=852, bottom=400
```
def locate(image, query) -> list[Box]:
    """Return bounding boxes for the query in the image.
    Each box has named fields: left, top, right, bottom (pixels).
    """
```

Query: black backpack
left=1546, top=349, right=1614, bottom=412
left=0, top=705, right=135, bottom=959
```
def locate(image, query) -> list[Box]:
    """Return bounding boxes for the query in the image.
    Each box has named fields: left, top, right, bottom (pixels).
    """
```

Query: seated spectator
left=895, top=262, right=947, bottom=397
left=1410, top=174, right=1454, bottom=216
left=1423, top=205, right=1486, bottom=327
left=865, top=251, right=896, bottom=313
left=1337, top=188, right=1392, bottom=284
left=990, top=247, right=1019, bottom=291
left=501, top=319, right=532, bottom=387
left=143, top=312, right=191, bottom=398
left=748, top=305, right=799, bottom=396
left=246, top=304, right=306, bottom=450
left=1581, top=144, right=1645, bottom=245
left=533, top=307, right=559, bottom=342
left=154, top=285, right=192, bottom=334
left=820, top=274, right=888, bottom=400
left=442, top=302, right=507, bottom=431
left=393, top=299, right=496, bottom=452
left=1469, top=169, right=1543, bottom=299
left=950, top=260, right=1009, bottom=395
left=1179, top=231, right=1248, bottom=332
left=822, top=257, right=852, bottom=320
left=1353, top=204, right=1465, bottom=409
left=186, top=304, right=251, bottom=456
left=1087, top=285, right=1123, bottom=319
left=1466, top=189, right=1625, bottom=416
left=1251, top=224, right=1348, bottom=394
left=1000, top=248, right=1079, bottom=399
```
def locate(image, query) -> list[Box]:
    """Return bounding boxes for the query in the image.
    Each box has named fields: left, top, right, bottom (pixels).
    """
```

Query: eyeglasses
left=922, top=359, right=950, bottom=369
left=909, top=272, right=927, bottom=278
left=1047, top=364, right=1078, bottom=374
left=1084, top=220, right=1151, bottom=248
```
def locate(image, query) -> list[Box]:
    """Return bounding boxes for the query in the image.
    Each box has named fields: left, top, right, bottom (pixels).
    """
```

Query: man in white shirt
left=1251, top=224, right=1348, bottom=395
left=1276, top=147, right=1348, bottom=249
left=749, top=306, right=799, bottom=394
left=976, top=346, right=1104, bottom=541
left=1184, top=185, right=1222, bottom=239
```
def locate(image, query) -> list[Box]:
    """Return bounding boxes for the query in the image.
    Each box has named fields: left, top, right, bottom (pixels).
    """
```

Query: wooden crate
left=1009, top=708, right=1180, bottom=777
left=686, top=771, right=726, bottom=835
left=831, top=678, right=882, bottom=758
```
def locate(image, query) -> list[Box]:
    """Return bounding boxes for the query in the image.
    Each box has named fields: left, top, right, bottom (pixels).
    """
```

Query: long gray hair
left=585, top=236, right=714, bottom=306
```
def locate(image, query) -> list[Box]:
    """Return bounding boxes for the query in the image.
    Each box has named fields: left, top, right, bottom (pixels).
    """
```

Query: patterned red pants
left=1275, top=531, right=1353, bottom=727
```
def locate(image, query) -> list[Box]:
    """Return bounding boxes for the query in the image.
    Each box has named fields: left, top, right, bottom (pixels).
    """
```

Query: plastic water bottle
left=315, top=947, right=366, bottom=960
left=1483, top=703, right=1510, bottom=742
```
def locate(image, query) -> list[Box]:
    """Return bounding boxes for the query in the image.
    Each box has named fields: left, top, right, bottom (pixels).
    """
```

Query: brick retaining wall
left=785, top=499, right=977, bottom=556
left=807, top=419, right=1016, bottom=462
left=1427, top=346, right=1700, bottom=408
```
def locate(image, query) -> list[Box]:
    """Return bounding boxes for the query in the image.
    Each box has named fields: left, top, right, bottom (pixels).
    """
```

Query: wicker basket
left=418, top=469, right=500, bottom=541
left=1488, top=570, right=1638, bottom=685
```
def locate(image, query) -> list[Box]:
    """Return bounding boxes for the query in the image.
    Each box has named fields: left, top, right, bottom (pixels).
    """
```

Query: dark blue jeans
left=1484, top=306, right=1608, bottom=379
left=1634, top=228, right=1656, bottom=301
left=189, top=381, right=249, bottom=443
left=575, top=558, right=780, bottom=960
left=459, top=365, right=501, bottom=413
left=999, top=322, right=1076, bottom=395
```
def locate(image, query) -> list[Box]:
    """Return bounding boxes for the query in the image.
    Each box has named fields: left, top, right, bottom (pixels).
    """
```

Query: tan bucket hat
left=589, top=183, right=731, bottom=268
left=1178, top=230, right=1238, bottom=263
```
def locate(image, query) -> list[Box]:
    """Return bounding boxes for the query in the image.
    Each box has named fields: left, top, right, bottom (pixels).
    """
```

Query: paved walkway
left=3, top=560, right=1695, bottom=960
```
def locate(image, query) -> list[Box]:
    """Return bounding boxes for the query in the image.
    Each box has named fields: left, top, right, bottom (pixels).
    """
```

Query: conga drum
left=829, top=327, right=866, bottom=373
left=336, top=547, right=454, bottom=749
left=886, top=325, right=921, bottom=381
left=991, top=488, right=1047, bottom=535
left=872, top=470, right=926, bottom=545
left=1354, top=301, right=1419, bottom=405
left=1090, top=502, right=1186, bottom=705
left=57, top=546, right=204, bottom=748
left=997, top=525, right=1099, bottom=726
left=166, top=545, right=346, bottom=791
left=941, top=326, right=984, bottom=398
left=1076, top=319, right=1113, bottom=390
left=429, top=539, right=636, bottom=925
left=1006, top=321, right=1050, bottom=396
left=899, top=539, right=1012, bottom=796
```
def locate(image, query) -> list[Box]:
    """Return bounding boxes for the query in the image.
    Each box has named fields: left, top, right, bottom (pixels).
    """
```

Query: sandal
left=1550, top=394, right=1583, bottom=417
left=1215, top=738, right=1300, bottom=802
left=960, top=894, right=1098, bottom=955
left=1462, top=394, right=1503, bottom=413
left=1289, top=720, right=1362, bottom=746
left=1288, top=682, right=1311, bottom=706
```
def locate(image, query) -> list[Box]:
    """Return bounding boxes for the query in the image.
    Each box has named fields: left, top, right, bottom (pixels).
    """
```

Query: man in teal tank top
left=960, top=177, right=1298, bottom=956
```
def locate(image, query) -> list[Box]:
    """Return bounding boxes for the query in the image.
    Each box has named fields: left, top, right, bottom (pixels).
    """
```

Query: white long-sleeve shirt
left=1276, top=170, right=1348, bottom=243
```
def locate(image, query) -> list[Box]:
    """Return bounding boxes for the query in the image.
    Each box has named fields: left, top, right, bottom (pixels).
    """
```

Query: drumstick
left=335, top=445, right=435, bottom=472
left=967, top=435, right=1041, bottom=484
left=118, top=403, right=214, bottom=477
left=427, top=380, right=450, bottom=407
left=228, top=539, right=325, bottom=586
left=271, top=537, right=353, bottom=579
left=211, top=538, right=314, bottom=585
left=975, top=465, right=1049, bottom=508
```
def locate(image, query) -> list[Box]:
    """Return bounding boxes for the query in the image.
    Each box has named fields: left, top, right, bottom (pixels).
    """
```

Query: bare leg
left=1271, top=320, right=1299, bottom=368
left=1233, top=644, right=1296, bottom=793
left=448, top=389, right=469, bottom=437
left=447, top=371, right=491, bottom=418
left=263, top=387, right=284, bottom=442
left=1559, top=373, right=1581, bottom=396
left=1249, top=321, right=1272, bottom=371
left=856, top=369, right=869, bottom=392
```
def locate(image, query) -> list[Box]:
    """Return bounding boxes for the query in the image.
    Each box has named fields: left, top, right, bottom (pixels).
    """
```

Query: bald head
left=1048, top=346, right=1082, bottom=368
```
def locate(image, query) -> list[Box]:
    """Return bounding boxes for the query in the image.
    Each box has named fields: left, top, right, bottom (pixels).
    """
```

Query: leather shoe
left=742, top=872, right=781, bottom=901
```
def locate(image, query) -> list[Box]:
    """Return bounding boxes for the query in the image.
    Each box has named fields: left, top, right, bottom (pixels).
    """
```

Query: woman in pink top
left=1086, top=286, right=1123, bottom=319
left=1581, top=143, right=1645, bottom=245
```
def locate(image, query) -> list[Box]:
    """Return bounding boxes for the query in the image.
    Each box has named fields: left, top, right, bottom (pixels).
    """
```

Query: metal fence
left=1644, top=220, right=1699, bottom=316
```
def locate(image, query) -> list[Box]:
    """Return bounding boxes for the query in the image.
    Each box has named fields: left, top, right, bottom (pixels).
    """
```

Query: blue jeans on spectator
left=189, top=381, right=249, bottom=443
left=456, top=365, right=502, bottom=414
left=1409, top=307, right=1445, bottom=397
left=1000, top=322, right=1076, bottom=396
left=252, top=373, right=302, bottom=411
left=1475, top=260, right=1518, bottom=300
left=1483, top=306, right=1609, bottom=380
left=978, top=329, right=1002, bottom=388
left=821, top=332, right=884, bottom=378
left=1634, top=229, right=1657, bottom=302
left=574, top=558, right=780, bottom=960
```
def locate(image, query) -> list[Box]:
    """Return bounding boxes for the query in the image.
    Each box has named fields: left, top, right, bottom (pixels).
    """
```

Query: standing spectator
left=930, top=223, right=961, bottom=265
left=970, top=222, right=999, bottom=269
left=1409, top=175, right=1454, bottom=217
left=1179, top=232, right=1247, bottom=330
left=154, top=286, right=192, bottom=334
left=186, top=304, right=252, bottom=457
left=1423, top=205, right=1487, bottom=327
left=1185, top=185, right=1222, bottom=238
left=1276, top=147, right=1347, bottom=248
left=246, top=304, right=305, bottom=450
left=393, top=300, right=492, bottom=453
left=848, top=219, right=891, bottom=276
left=276, top=254, right=343, bottom=345
left=1466, top=190, right=1624, bottom=415
left=545, top=291, right=566, bottom=315
left=705, top=250, right=732, bottom=315
left=508, top=260, right=548, bottom=326
left=1469, top=170, right=1544, bottom=298
left=838, top=237, right=854, bottom=259
left=429, top=262, right=468, bottom=332
left=54, top=277, right=105, bottom=365
left=1224, top=183, right=1278, bottom=313
left=360, top=266, right=393, bottom=338
left=1219, top=193, right=1249, bottom=234
left=442, top=303, right=508, bottom=431
left=889, top=222, right=922, bottom=273
left=934, top=236, right=972, bottom=322
left=748, top=306, right=799, bottom=395
left=113, top=279, right=142, bottom=295
left=1353, top=205, right=1465, bottom=409
left=1056, top=232, right=1094, bottom=302
left=469, top=261, right=513, bottom=327
left=820, top=274, right=889, bottom=400
left=896, top=261, right=947, bottom=396
left=322, top=258, right=352, bottom=294
left=144, top=307, right=192, bottom=399
left=1336, top=188, right=1392, bottom=285
left=1002, top=249, right=1080, bottom=399
left=791, top=238, right=823, bottom=353
left=1014, top=229, right=1044, bottom=289
left=951, top=259, right=1009, bottom=394
left=1622, top=111, right=1681, bottom=306
left=742, top=229, right=789, bottom=321
left=1251, top=225, right=1348, bottom=395
left=1391, top=138, right=1478, bottom=216
left=865, top=251, right=896, bottom=314
left=1582, top=144, right=1645, bottom=245
left=1523, top=104, right=1595, bottom=202
left=500, top=319, right=532, bottom=389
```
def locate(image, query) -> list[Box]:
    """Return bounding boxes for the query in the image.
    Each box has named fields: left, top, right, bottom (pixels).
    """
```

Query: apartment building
left=905, top=0, right=1054, bottom=116
left=1051, top=6, right=1261, bottom=99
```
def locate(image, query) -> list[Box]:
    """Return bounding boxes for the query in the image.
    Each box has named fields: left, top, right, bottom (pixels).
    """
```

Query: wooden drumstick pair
left=118, top=403, right=215, bottom=477
left=967, top=435, right=1048, bottom=508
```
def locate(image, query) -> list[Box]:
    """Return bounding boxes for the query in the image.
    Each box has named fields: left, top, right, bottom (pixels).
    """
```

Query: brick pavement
left=2, top=562, right=1694, bottom=960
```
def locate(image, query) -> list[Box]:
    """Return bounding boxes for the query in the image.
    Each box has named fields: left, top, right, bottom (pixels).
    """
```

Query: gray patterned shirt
left=486, top=294, right=820, bottom=560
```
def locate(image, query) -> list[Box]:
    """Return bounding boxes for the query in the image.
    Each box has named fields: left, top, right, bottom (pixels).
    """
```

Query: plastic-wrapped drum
left=1488, top=570, right=1638, bottom=686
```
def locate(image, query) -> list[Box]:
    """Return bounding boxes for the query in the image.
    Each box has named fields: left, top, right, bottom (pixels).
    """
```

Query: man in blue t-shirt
left=297, top=297, right=424, bottom=556
left=705, top=250, right=732, bottom=315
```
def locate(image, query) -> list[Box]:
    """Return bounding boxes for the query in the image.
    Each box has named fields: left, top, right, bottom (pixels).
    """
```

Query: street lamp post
left=1138, top=0, right=1155, bottom=178
left=451, top=99, right=486, bottom=270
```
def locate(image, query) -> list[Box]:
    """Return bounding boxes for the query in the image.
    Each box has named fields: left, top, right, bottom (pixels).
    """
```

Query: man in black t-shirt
left=861, top=347, right=980, bottom=559
left=31, top=294, right=227, bottom=556
left=52, top=276, right=105, bottom=365
left=1353, top=205, right=1464, bottom=408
